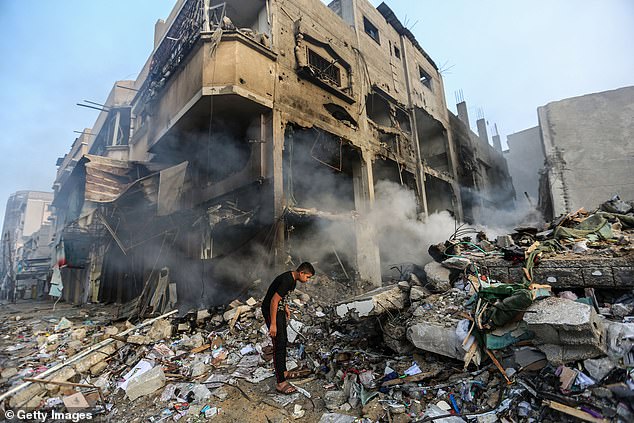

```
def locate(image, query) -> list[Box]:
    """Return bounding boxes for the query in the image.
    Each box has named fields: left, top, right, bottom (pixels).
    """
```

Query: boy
left=261, top=262, right=315, bottom=394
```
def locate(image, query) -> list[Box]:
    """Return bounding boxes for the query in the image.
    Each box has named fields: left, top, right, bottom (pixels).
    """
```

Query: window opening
left=307, top=48, right=342, bottom=86
left=363, top=16, right=380, bottom=44
left=419, top=66, right=432, bottom=89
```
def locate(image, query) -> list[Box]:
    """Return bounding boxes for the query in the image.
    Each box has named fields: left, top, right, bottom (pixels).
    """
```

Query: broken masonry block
left=335, top=285, right=407, bottom=319
left=423, top=262, right=452, bottom=292
left=523, top=297, right=605, bottom=346
left=126, top=365, right=166, bottom=401
left=406, top=321, right=464, bottom=361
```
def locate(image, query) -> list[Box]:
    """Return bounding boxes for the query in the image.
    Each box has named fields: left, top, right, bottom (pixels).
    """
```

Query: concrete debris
left=335, top=285, right=407, bottom=318
left=1, top=195, right=633, bottom=421
left=524, top=297, right=606, bottom=363
left=125, top=365, right=166, bottom=401
left=423, top=261, right=452, bottom=292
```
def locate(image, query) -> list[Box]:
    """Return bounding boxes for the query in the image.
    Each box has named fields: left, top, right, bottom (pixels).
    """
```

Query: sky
left=0, top=0, right=633, bottom=227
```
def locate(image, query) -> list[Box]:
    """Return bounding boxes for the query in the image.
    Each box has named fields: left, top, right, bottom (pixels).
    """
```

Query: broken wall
left=539, top=86, right=634, bottom=218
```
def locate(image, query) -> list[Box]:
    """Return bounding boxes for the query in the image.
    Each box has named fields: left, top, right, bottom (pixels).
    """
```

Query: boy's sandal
left=276, top=382, right=297, bottom=395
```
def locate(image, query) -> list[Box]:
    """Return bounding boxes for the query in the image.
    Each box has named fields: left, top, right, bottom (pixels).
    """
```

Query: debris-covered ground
left=1, top=196, right=634, bottom=422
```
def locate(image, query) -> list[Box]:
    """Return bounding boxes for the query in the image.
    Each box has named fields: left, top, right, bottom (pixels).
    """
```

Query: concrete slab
left=335, top=285, right=407, bottom=319
left=407, top=321, right=463, bottom=360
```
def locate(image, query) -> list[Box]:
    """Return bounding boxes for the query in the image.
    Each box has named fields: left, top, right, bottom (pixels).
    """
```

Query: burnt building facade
left=49, top=0, right=513, bottom=310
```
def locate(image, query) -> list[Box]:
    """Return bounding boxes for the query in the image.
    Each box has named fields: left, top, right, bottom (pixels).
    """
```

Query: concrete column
left=456, top=101, right=470, bottom=128
left=476, top=118, right=489, bottom=145
left=271, top=110, right=285, bottom=267
left=399, top=36, right=429, bottom=217
left=353, top=150, right=381, bottom=287
left=492, top=134, right=502, bottom=152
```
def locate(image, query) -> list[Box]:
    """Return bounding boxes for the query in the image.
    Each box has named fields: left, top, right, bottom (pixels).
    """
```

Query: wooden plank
left=543, top=400, right=609, bottom=423
left=191, top=344, right=211, bottom=354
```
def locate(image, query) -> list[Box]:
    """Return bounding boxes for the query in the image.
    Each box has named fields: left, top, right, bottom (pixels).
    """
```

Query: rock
left=191, top=361, right=207, bottom=377
left=442, top=257, right=471, bottom=270
left=318, top=413, right=357, bottom=423
left=423, top=262, right=452, bottom=292
left=104, top=326, right=119, bottom=336
left=584, top=357, right=616, bottom=381
left=1, top=367, right=18, bottom=379
left=147, top=319, right=172, bottom=341
left=612, top=303, right=633, bottom=318
left=407, top=321, right=463, bottom=360
left=9, top=383, right=45, bottom=408
left=383, top=321, right=414, bottom=355
left=324, top=391, right=347, bottom=411
left=397, top=281, right=410, bottom=291
left=126, top=366, right=166, bottom=401
left=127, top=334, right=151, bottom=345
left=74, top=344, right=116, bottom=373
left=410, top=286, right=429, bottom=302
left=246, top=297, right=258, bottom=306
left=196, top=310, right=211, bottom=321
left=44, top=366, right=77, bottom=392
left=496, top=235, right=514, bottom=248
left=71, top=328, right=86, bottom=341
left=90, top=361, right=108, bottom=376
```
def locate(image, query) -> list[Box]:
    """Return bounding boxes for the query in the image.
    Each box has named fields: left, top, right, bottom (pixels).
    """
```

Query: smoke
left=370, top=180, right=457, bottom=272
left=461, top=185, right=545, bottom=239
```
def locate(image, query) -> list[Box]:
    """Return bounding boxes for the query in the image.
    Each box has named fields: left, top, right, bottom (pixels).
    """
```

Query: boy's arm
left=269, top=292, right=282, bottom=337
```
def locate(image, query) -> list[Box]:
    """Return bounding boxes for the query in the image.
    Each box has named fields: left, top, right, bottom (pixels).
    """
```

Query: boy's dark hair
left=297, top=262, right=315, bottom=275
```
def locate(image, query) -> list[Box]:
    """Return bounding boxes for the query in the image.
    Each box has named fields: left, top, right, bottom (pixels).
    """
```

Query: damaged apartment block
left=46, top=0, right=513, bottom=310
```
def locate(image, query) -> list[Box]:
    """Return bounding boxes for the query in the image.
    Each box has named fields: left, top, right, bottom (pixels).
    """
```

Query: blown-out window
left=307, top=48, right=342, bottom=86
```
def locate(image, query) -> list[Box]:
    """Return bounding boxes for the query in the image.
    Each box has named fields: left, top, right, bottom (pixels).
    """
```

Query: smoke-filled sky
left=0, top=0, right=632, bottom=226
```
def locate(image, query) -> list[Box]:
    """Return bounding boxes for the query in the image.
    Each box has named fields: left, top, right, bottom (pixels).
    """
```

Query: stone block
left=584, top=357, right=616, bottom=382
left=582, top=268, right=614, bottom=286
left=488, top=267, right=510, bottom=283
left=532, top=268, right=581, bottom=287
left=524, top=297, right=606, bottom=363
left=409, top=286, right=429, bottom=302
left=537, top=344, right=605, bottom=365
left=423, top=262, right=452, bottom=291
left=407, top=321, right=463, bottom=360
left=74, top=344, right=117, bottom=373
left=9, top=383, right=45, bottom=408
left=126, top=365, right=166, bottom=401
left=509, top=267, right=524, bottom=284
left=614, top=267, right=634, bottom=287
left=147, top=319, right=172, bottom=341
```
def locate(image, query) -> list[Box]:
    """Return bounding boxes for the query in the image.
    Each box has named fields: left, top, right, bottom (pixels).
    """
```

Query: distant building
left=0, top=190, right=53, bottom=300
left=537, top=86, right=634, bottom=218
left=450, top=100, right=515, bottom=223
left=504, top=126, right=544, bottom=208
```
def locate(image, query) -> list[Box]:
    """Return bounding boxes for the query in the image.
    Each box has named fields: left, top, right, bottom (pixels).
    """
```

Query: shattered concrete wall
left=449, top=112, right=515, bottom=223
left=504, top=126, right=544, bottom=207
left=538, top=86, right=634, bottom=218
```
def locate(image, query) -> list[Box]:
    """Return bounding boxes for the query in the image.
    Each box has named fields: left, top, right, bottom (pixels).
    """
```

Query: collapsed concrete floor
left=1, top=200, right=634, bottom=422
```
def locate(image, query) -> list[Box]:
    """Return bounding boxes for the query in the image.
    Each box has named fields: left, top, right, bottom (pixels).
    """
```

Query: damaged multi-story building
left=0, top=191, right=54, bottom=301
left=48, top=0, right=514, bottom=311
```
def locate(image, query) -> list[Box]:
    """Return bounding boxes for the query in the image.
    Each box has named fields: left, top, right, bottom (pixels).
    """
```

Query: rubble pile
left=1, top=196, right=633, bottom=422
